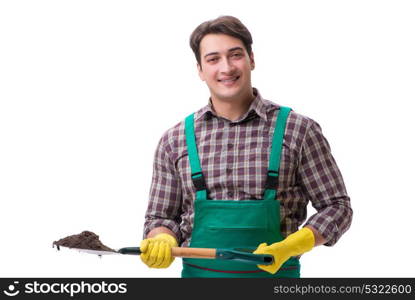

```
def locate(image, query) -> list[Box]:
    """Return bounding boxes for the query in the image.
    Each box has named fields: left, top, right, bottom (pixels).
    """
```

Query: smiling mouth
left=218, top=75, right=240, bottom=84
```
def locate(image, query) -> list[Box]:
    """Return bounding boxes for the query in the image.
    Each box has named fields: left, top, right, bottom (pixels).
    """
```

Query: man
left=140, top=16, right=352, bottom=278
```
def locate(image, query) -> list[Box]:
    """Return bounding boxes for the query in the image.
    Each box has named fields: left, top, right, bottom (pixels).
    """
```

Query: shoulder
left=264, top=99, right=318, bottom=132
left=157, top=119, right=185, bottom=153
left=264, top=99, right=321, bottom=148
left=286, top=110, right=327, bottom=157
left=287, top=110, right=319, bottom=134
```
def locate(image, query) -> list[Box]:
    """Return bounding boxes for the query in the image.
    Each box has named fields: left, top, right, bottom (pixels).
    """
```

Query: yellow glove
left=253, top=227, right=315, bottom=274
left=140, top=233, right=178, bottom=269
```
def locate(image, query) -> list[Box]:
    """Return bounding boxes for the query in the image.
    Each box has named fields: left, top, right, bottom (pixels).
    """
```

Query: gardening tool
left=56, top=246, right=274, bottom=265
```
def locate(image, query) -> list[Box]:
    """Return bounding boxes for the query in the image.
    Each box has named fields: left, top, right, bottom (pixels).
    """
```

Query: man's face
left=198, top=34, right=255, bottom=103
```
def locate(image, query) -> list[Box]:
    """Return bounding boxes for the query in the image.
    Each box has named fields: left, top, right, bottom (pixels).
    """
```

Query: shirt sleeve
left=299, top=120, right=353, bottom=246
left=143, top=135, right=183, bottom=243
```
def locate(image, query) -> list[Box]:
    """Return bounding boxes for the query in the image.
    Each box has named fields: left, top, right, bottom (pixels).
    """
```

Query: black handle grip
left=216, top=249, right=274, bottom=265
left=118, top=247, right=141, bottom=255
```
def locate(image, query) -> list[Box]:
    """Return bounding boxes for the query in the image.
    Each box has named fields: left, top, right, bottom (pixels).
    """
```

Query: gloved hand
left=253, top=227, right=315, bottom=274
left=140, top=233, right=178, bottom=268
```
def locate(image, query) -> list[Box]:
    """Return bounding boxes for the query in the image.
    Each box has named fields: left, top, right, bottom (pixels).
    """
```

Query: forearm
left=144, top=136, right=183, bottom=243
left=304, top=225, right=327, bottom=246
left=299, top=120, right=352, bottom=246
left=146, top=226, right=178, bottom=241
left=304, top=199, right=352, bottom=246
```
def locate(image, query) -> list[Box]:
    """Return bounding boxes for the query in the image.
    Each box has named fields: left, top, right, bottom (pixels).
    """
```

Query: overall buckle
left=191, top=172, right=207, bottom=191
left=265, top=170, right=278, bottom=190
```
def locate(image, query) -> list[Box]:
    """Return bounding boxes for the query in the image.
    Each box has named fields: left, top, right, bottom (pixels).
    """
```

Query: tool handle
left=119, top=247, right=272, bottom=265
left=118, top=247, right=217, bottom=259
left=216, top=249, right=274, bottom=265
left=118, top=247, right=273, bottom=265
left=172, top=247, right=216, bottom=259
left=118, top=247, right=141, bottom=255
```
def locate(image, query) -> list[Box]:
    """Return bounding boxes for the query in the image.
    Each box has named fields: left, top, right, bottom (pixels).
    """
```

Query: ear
left=197, top=63, right=205, bottom=81
left=249, top=51, right=255, bottom=70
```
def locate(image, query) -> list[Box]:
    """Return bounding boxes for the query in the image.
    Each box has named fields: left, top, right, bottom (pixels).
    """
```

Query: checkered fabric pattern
left=143, top=89, right=352, bottom=246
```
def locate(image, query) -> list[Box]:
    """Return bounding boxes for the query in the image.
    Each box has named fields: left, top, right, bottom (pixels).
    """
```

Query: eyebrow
left=204, top=47, right=244, bottom=59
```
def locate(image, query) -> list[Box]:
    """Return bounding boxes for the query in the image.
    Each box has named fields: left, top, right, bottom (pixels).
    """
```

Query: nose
left=220, top=57, right=236, bottom=74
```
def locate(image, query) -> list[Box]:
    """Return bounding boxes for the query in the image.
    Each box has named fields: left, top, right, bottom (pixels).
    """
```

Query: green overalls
left=181, top=106, right=300, bottom=278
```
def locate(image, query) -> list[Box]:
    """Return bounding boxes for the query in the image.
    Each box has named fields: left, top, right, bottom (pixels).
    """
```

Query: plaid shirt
left=143, top=89, right=352, bottom=247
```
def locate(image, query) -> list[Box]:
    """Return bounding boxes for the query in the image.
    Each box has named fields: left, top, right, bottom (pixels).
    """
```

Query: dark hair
left=189, top=16, right=253, bottom=65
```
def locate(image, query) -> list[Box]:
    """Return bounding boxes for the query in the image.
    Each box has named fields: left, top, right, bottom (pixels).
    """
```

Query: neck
left=210, top=89, right=255, bottom=121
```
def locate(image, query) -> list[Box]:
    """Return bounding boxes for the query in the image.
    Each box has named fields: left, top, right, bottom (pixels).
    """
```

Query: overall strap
left=264, top=106, right=292, bottom=201
left=185, top=113, right=208, bottom=200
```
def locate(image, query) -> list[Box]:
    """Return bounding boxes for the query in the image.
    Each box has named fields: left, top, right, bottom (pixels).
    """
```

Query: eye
left=207, top=57, right=219, bottom=63
left=231, top=52, right=243, bottom=59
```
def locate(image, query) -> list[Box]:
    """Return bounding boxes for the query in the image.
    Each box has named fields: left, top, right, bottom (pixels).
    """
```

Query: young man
left=140, top=16, right=352, bottom=278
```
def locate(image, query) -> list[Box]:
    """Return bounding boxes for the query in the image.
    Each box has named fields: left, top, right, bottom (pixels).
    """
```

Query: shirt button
left=228, top=144, right=233, bottom=149
left=227, top=192, right=234, bottom=197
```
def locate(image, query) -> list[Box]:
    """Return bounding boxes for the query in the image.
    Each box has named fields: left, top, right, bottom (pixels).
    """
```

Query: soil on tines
left=53, top=231, right=115, bottom=252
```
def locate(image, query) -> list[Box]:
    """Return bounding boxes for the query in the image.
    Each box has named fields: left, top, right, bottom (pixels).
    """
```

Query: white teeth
left=219, top=76, right=239, bottom=82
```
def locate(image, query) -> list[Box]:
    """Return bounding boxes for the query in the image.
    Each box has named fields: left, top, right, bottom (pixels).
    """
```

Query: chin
left=212, top=86, right=239, bottom=98
left=215, top=92, right=240, bottom=101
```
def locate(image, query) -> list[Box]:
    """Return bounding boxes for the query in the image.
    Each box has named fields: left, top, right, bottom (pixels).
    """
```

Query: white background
left=1, top=0, right=414, bottom=277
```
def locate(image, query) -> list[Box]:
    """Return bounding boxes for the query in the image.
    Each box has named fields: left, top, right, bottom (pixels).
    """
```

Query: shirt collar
left=195, top=88, right=269, bottom=122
